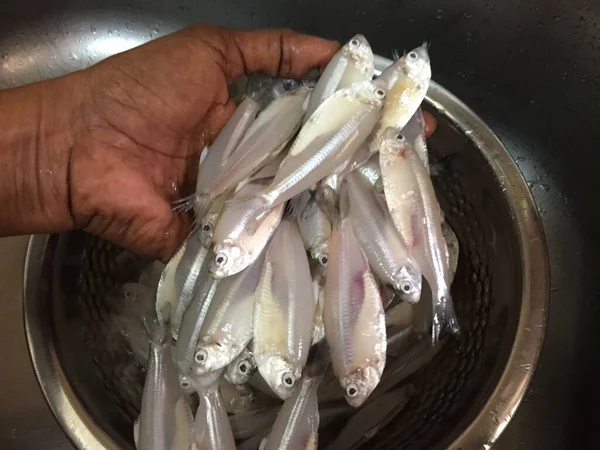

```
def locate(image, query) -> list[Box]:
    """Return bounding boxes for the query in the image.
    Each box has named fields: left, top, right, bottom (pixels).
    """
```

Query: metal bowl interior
left=23, top=63, right=549, bottom=449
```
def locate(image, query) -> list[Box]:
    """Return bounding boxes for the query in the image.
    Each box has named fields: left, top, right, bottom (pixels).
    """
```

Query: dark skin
left=0, top=24, right=437, bottom=261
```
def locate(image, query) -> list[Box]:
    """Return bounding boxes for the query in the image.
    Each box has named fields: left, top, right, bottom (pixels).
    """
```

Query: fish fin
left=284, top=191, right=312, bottom=218
left=314, top=184, right=340, bottom=226
left=430, top=153, right=461, bottom=178
left=133, top=417, right=140, bottom=448
left=172, top=194, right=197, bottom=213
left=142, top=306, right=169, bottom=345
left=421, top=41, right=431, bottom=52
left=373, top=176, right=385, bottom=195
left=391, top=49, right=401, bottom=61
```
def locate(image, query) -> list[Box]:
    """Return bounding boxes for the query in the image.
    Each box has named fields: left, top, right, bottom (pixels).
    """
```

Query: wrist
left=0, top=71, right=89, bottom=236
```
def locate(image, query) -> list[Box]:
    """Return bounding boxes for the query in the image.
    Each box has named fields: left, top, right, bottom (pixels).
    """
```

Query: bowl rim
left=23, top=56, right=549, bottom=450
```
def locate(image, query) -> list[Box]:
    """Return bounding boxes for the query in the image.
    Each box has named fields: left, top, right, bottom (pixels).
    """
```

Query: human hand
left=62, top=24, right=340, bottom=261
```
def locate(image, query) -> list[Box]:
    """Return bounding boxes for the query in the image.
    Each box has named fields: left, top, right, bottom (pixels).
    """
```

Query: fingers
left=423, top=111, right=438, bottom=137
left=188, top=25, right=339, bottom=82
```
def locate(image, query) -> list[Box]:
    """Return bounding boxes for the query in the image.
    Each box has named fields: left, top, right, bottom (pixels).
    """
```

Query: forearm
left=0, top=72, right=86, bottom=236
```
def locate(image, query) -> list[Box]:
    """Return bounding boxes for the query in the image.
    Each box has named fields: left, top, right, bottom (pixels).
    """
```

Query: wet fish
left=253, top=218, right=316, bottom=400
left=225, top=346, right=258, bottom=386
left=192, top=85, right=311, bottom=219
left=197, top=190, right=232, bottom=246
left=193, top=257, right=262, bottom=375
left=371, top=44, right=431, bottom=151
left=260, top=79, right=387, bottom=209
left=311, top=272, right=326, bottom=344
left=137, top=313, right=193, bottom=450
left=379, top=129, right=459, bottom=342
left=304, top=34, right=375, bottom=121
left=298, top=194, right=331, bottom=270
left=401, top=107, right=429, bottom=172
left=189, top=371, right=236, bottom=450
left=323, top=194, right=387, bottom=408
left=155, top=227, right=210, bottom=340
left=174, top=270, right=219, bottom=386
left=346, top=171, right=422, bottom=303
left=211, top=179, right=285, bottom=278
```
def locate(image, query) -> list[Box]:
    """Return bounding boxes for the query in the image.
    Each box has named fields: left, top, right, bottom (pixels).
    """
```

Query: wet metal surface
left=0, top=1, right=598, bottom=449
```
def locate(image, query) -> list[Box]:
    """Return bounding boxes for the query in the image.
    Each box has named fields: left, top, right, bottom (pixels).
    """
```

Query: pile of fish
left=131, top=34, right=460, bottom=450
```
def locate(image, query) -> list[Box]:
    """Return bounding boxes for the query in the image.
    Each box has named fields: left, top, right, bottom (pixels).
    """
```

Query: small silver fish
left=253, top=218, right=316, bottom=400
left=379, top=129, right=459, bottom=342
left=193, top=257, right=262, bottom=375
left=155, top=227, right=210, bottom=340
left=401, top=107, right=430, bottom=172
left=210, top=180, right=285, bottom=278
left=323, top=201, right=387, bottom=408
left=174, top=270, right=219, bottom=385
left=137, top=314, right=193, bottom=450
left=371, top=44, right=432, bottom=152
left=225, top=346, right=258, bottom=386
left=263, top=374, right=321, bottom=450
left=346, top=171, right=422, bottom=303
left=311, top=272, right=326, bottom=345
left=189, top=372, right=236, bottom=450
left=298, top=195, right=331, bottom=270
left=193, top=85, right=311, bottom=219
left=198, top=190, right=232, bottom=247
left=304, top=34, right=375, bottom=121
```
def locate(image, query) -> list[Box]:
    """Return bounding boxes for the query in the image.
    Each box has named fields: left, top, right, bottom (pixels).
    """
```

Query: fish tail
left=441, top=294, right=460, bottom=335
left=285, top=191, right=312, bottom=218
left=142, top=306, right=169, bottom=345
left=172, top=194, right=197, bottom=213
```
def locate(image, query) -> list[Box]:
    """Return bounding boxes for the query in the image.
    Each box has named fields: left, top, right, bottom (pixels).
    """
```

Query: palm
left=67, top=25, right=338, bottom=260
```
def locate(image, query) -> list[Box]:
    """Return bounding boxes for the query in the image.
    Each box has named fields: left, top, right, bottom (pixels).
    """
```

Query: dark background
left=1, top=0, right=599, bottom=448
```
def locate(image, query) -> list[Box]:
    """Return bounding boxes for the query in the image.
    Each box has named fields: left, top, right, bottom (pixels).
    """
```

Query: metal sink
left=1, top=1, right=598, bottom=449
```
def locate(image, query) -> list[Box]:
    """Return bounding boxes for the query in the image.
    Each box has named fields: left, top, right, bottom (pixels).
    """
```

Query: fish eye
left=282, top=372, right=297, bottom=388
left=401, top=282, right=413, bottom=293
left=396, top=133, right=405, bottom=141
left=237, top=360, right=250, bottom=373
left=202, top=222, right=213, bottom=233
left=214, top=252, right=228, bottom=267
left=318, top=254, right=329, bottom=267
left=124, top=288, right=133, bottom=299
left=374, top=88, right=386, bottom=99
left=349, top=38, right=360, bottom=48
left=194, top=349, right=209, bottom=364
left=408, top=51, right=418, bottom=61
left=345, top=383, right=359, bottom=397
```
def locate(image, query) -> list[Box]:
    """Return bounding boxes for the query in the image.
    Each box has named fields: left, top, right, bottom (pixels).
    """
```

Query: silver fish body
left=304, top=34, right=374, bottom=121
left=156, top=227, right=210, bottom=340
left=189, top=376, right=236, bottom=450
left=298, top=196, right=331, bottom=270
left=225, top=346, right=258, bottom=386
left=346, top=171, right=422, bottom=303
left=401, top=107, right=429, bottom=172
left=371, top=45, right=431, bottom=152
left=211, top=179, right=285, bottom=278
left=137, top=319, right=193, bottom=450
left=195, top=85, right=311, bottom=218
left=259, top=80, right=386, bottom=211
left=324, top=215, right=387, bottom=408
left=253, top=218, right=316, bottom=400
left=193, top=257, right=262, bottom=375
left=263, top=374, right=321, bottom=450
left=379, top=129, right=458, bottom=342
left=174, top=271, right=220, bottom=386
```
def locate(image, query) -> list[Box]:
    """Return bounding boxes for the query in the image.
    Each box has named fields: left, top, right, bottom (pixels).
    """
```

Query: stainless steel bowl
left=23, top=56, right=549, bottom=450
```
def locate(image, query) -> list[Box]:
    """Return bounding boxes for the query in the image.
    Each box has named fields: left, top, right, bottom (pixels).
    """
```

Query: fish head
left=178, top=374, right=196, bottom=394
left=342, top=34, right=374, bottom=77
left=261, top=355, right=301, bottom=400
left=192, top=342, right=232, bottom=374
left=199, top=214, right=218, bottom=246
left=209, top=243, right=247, bottom=278
left=226, top=352, right=257, bottom=385
left=311, top=243, right=330, bottom=273
left=352, top=79, right=388, bottom=110
left=380, top=127, right=411, bottom=155
left=402, top=43, right=432, bottom=84
left=393, top=265, right=423, bottom=304
left=341, top=364, right=383, bottom=407
left=189, top=366, right=224, bottom=391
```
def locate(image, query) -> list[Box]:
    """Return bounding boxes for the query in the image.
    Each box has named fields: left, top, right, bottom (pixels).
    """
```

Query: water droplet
left=250, top=11, right=256, bottom=18
left=436, top=9, right=443, bottom=19
left=465, top=31, right=472, bottom=42
left=553, top=15, right=561, bottom=21
left=464, top=11, right=473, bottom=18
left=1, top=51, right=8, bottom=59
left=90, top=25, right=97, bottom=34
left=519, top=48, right=525, bottom=54
left=520, top=363, right=531, bottom=370
left=69, top=53, right=79, bottom=60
